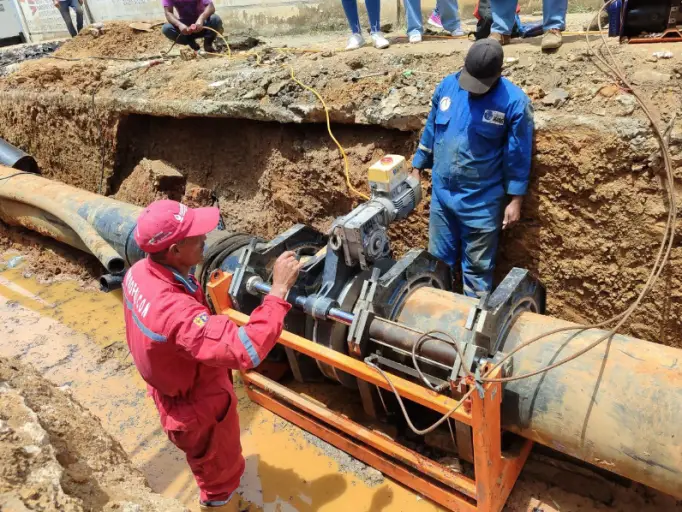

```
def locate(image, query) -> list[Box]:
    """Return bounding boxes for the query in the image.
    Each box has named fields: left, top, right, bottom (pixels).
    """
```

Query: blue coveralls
left=413, top=72, right=533, bottom=297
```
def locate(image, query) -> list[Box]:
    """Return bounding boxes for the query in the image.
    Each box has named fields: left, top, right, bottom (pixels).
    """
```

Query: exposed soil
left=0, top=223, right=102, bottom=285
left=0, top=356, right=187, bottom=511
left=0, top=20, right=681, bottom=346
left=55, top=22, right=172, bottom=60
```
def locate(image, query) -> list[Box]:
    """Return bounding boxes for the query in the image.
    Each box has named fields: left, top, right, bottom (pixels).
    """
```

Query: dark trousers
left=161, top=14, right=223, bottom=49
left=58, top=0, right=83, bottom=38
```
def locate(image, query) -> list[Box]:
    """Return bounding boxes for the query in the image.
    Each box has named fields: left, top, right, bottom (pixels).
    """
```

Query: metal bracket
left=228, top=238, right=256, bottom=311
left=347, top=267, right=381, bottom=357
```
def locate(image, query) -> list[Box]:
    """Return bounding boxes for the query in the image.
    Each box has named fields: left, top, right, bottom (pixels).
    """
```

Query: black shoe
left=204, top=40, right=216, bottom=53
left=188, top=40, right=200, bottom=51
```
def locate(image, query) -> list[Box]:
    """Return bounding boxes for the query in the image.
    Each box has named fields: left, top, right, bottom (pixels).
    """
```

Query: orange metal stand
left=208, top=270, right=532, bottom=512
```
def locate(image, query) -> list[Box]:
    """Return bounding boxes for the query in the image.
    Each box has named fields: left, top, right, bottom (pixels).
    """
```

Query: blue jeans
left=162, top=14, right=223, bottom=48
left=431, top=0, right=462, bottom=32
left=341, top=0, right=381, bottom=34
left=403, top=0, right=422, bottom=35
left=429, top=193, right=500, bottom=297
left=58, top=0, right=83, bottom=38
left=490, top=0, right=567, bottom=34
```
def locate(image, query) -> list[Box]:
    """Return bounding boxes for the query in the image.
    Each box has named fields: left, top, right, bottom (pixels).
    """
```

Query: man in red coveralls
left=123, top=200, right=301, bottom=510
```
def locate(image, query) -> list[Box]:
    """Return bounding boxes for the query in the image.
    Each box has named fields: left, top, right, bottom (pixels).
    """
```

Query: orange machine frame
left=208, top=269, right=532, bottom=512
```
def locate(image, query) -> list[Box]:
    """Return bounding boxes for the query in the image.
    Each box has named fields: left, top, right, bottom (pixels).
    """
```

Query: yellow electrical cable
left=202, top=26, right=231, bottom=57
left=275, top=49, right=370, bottom=201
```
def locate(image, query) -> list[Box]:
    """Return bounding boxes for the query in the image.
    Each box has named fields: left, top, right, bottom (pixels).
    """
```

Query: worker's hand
left=194, top=20, right=204, bottom=31
left=270, top=251, right=303, bottom=300
left=178, top=23, right=190, bottom=35
left=53, top=0, right=59, bottom=7
left=503, top=196, right=523, bottom=230
left=411, top=168, right=421, bottom=182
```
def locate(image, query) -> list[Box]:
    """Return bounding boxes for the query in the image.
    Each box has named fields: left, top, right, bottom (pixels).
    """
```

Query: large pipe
left=0, top=138, right=38, bottom=173
left=2, top=168, right=680, bottom=497
left=0, top=166, right=144, bottom=269
left=397, top=287, right=682, bottom=499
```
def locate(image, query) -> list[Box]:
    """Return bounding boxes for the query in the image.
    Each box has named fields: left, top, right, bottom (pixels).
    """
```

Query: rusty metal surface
left=397, top=287, right=682, bottom=499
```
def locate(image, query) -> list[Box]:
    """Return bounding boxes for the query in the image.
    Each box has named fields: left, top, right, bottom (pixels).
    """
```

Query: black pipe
left=100, top=273, right=124, bottom=292
left=0, top=138, right=38, bottom=174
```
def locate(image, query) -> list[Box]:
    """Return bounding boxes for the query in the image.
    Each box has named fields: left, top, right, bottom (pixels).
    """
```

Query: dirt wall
left=0, top=26, right=680, bottom=348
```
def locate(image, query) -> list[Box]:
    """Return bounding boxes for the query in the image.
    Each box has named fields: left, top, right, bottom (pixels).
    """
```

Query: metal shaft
left=247, top=278, right=355, bottom=325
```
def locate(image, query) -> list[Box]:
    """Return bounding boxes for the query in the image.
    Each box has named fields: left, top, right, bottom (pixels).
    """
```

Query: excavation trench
left=0, top=99, right=680, bottom=347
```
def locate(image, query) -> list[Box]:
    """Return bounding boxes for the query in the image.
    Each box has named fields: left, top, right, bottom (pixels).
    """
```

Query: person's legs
left=57, top=1, right=77, bottom=37
left=489, top=0, right=516, bottom=35
left=543, top=0, right=567, bottom=31
left=341, top=0, right=362, bottom=34
left=428, top=194, right=460, bottom=273
left=364, top=0, right=381, bottom=33
left=541, top=0, right=566, bottom=50
left=438, top=0, right=462, bottom=34
left=162, top=22, right=198, bottom=48
left=70, top=0, right=83, bottom=34
left=202, top=14, right=223, bottom=50
left=459, top=224, right=500, bottom=297
left=403, top=0, right=423, bottom=39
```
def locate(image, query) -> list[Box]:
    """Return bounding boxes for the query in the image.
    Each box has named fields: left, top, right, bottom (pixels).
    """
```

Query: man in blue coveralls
left=412, top=39, right=533, bottom=297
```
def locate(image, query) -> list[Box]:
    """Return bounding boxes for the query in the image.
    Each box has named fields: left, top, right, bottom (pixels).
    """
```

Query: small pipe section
left=100, top=273, right=124, bottom=292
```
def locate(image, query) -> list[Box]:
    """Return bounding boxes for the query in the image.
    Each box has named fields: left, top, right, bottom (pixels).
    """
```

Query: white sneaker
left=345, top=33, right=365, bottom=50
left=408, top=31, right=422, bottom=44
left=370, top=32, right=390, bottom=49
left=450, top=27, right=466, bottom=36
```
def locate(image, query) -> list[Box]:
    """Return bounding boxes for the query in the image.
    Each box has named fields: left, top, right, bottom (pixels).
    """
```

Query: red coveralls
left=122, top=258, right=291, bottom=502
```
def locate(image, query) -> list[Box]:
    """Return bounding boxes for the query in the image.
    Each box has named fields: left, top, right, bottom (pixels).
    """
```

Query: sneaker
left=408, top=31, right=422, bottom=44
left=450, top=27, right=466, bottom=36
left=370, top=32, right=390, bottom=49
left=427, top=12, right=443, bottom=29
left=541, top=29, right=562, bottom=51
left=204, top=40, right=216, bottom=53
left=345, top=33, right=365, bottom=50
left=488, top=32, right=510, bottom=45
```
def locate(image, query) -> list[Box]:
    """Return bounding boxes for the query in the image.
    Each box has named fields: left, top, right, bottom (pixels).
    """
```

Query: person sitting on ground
left=342, top=0, right=390, bottom=50
left=54, top=0, right=83, bottom=38
left=161, top=0, right=223, bottom=53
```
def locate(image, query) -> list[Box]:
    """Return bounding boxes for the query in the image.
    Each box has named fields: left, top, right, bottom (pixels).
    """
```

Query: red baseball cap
left=134, top=200, right=220, bottom=254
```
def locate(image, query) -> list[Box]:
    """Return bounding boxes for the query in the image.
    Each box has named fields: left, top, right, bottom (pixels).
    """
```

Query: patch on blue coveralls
left=439, top=96, right=451, bottom=112
left=193, top=312, right=208, bottom=328
left=483, top=110, right=505, bottom=126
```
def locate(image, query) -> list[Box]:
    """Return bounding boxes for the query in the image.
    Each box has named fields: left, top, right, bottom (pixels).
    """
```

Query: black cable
left=0, top=172, right=30, bottom=181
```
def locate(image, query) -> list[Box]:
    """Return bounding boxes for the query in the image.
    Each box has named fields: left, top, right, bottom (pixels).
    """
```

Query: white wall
left=18, top=0, right=438, bottom=41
